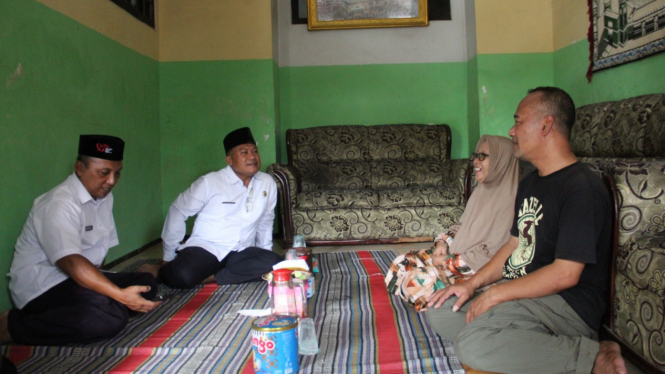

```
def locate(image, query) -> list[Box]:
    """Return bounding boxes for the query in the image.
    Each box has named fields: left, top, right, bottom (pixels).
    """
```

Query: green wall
left=475, top=53, right=554, bottom=137
left=466, top=56, right=480, bottom=153
left=159, top=60, right=278, bottom=214
left=278, top=62, right=471, bottom=160
left=0, top=0, right=161, bottom=310
left=472, top=42, right=664, bottom=139
left=273, top=60, right=283, bottom=163
left=554, top=39, right=665, bottom=107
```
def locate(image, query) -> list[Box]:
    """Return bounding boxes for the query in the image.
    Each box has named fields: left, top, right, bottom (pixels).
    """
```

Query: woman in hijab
left=385, top=135, right=520, bottom=311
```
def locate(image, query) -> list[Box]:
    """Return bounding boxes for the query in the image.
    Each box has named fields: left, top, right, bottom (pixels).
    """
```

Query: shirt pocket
left=196, top=199, right=242, bottom=244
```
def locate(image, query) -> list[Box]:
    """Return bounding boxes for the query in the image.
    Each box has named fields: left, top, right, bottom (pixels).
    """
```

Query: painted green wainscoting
left=467, top=56, right=481, bottom=153
left=0, top=0, right=161, bottom=310
left=554, top=40, right=665, bottom=106
left=278, top=62, right=471, bottom=161
left=159, top=60, right=278, bottom=215
left=272, top=60, right=283, bottom=164
left=475, top=53, right=554, bottom=137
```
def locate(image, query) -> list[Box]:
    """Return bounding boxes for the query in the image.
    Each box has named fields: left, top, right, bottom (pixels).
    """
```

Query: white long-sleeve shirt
left=10, top=173, right=118, bottom=309
left=161, top=166, right=277, bottom=262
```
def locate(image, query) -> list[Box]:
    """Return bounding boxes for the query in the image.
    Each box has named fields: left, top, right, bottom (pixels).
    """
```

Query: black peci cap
left=223, top=127, right=256, bottom=154
left=78, top=135, right=125, bottom=161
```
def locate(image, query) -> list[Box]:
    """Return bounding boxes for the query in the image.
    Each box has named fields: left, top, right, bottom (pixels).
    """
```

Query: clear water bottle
left=270, top=269, right=296, bottom=316
left=293, top=235, right=313, bottom=270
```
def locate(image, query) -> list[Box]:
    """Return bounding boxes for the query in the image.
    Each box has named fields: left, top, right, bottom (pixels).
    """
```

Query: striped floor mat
left=2, top=251, right=463, bottom=373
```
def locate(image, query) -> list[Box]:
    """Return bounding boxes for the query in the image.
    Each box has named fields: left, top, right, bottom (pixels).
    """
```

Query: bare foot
left=135, top=263, right=162, bottom=279
left=593, top=341, right=627, bottom=374
left=202, top=275, right=216, bottom=284
left=0, top=310, right=13, bottom=344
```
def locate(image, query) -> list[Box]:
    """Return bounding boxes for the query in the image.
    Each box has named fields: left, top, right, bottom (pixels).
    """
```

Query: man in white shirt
left=0, top=135, right=161, bottom=346
left=138, top=127, right=282, bottom=289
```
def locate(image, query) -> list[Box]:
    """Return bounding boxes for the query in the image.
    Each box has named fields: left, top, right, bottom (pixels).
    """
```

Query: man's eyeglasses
left=246, top=188, right=254, bottom=212
left=470, top=152, right=490, bottom=161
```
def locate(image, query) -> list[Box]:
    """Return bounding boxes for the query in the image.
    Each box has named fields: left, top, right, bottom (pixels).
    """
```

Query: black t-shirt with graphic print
left=503, top=162, right=611, bottom=332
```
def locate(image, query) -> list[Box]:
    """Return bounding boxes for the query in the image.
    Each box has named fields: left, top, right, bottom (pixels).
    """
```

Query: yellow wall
left=552, top=0, right=589, bottom=51
left=158, top=0, right=272, bottom=62
left=475, top=0, right=554, bottom=54
left=36, top=0, right=158, bottom=60
left=36, top=0, right=273, bottom=62
left=38, top=1, right=587, bottom=61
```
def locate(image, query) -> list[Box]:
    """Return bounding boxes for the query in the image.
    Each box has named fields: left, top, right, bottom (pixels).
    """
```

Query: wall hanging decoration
left=307, top=0, right=428, bottom=31
left=293, top=0, right=449, bottom=25
left=588, top=0, right=665, bottom=81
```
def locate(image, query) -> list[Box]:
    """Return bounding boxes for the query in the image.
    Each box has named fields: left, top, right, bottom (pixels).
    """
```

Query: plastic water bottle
left=293, top=235, right=313, bottom=270
left=298, top=317, right=319, bottom=355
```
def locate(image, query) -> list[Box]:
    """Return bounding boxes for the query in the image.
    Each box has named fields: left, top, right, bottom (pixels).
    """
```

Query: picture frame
left=589, top=0, right=665, bottom=76
left=307, top=0, right=429, bottom=31
left=292, top=0, right=449, bottom=25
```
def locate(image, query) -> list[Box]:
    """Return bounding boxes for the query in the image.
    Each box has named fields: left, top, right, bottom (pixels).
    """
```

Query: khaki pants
left=426, top=294, right=599, bottom=374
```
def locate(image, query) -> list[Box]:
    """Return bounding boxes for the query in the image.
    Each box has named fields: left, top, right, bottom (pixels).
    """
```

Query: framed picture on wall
left=292, top=0, right=450, bottom=25
left=306, top=0, right=429, bottom=31
left=590, top=0, right=665, bottom=74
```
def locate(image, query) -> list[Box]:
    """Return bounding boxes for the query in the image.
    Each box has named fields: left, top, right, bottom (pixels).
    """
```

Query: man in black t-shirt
left=504, top=162, right=611, bottom=333
left=425, top=87, right=626, bottom=374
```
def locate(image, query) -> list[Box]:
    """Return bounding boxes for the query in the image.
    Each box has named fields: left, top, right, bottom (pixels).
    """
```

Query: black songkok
left=223, top=127, right=256, bottom=154
left=78, top=135, right=125, bottom=161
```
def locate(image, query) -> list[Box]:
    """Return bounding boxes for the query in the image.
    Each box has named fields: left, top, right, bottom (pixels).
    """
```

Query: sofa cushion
left=610, top=159, right=665, bottom=246
left=371, top=160, right=443, bottom=189
left=613, top=236, right=665, bottom=369
left=299, top=162, right=373, bottom=192
left=296, top=189, right=377, bottom=210
left=571, top=94, right=665, bottom=157
left=289, top=126, right=370, bottom=166
left=367, top=124, right=449, bottom=161
left=287, top=205, right=464, bottom=241
left=617, top=235, right=665, bottom=296
left=377, top=187, right=461, bottom=209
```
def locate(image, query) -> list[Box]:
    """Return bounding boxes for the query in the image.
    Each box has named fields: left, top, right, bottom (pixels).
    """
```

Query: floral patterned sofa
left=569, top=93, right=665, bottom=372
left=267, top=124, right=470, bottom=245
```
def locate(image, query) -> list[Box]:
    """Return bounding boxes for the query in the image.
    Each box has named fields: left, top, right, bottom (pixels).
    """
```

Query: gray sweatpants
left=426, top=294, right=599, bottom=374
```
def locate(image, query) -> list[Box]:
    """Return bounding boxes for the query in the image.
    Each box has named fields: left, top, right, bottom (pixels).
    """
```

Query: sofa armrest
left=601, top=172, right=620, bottom=330
left=441, top=158, right=472, bottom=204
left=267, top=163, right=301, bottom=242
left=267, top=163, right=300, bottom=194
